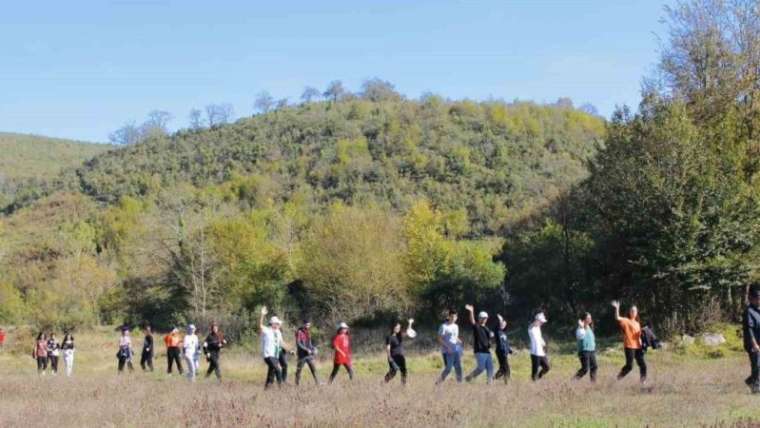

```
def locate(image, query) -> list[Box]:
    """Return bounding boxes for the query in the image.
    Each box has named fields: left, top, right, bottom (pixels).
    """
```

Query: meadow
left=0, top=326, right=759, bottom=427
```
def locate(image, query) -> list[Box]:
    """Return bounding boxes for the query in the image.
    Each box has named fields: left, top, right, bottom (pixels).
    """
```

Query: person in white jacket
left=528, top=312, right=550, bottom=381
left=183, top=324, right=200, bottom=381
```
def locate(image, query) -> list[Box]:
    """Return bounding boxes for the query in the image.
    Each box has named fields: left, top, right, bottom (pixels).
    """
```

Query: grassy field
left=0, top=327, right=759, bottom=428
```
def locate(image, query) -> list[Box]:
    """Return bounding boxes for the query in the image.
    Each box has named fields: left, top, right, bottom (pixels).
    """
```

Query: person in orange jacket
left=164, top=327, right=183, bottom=375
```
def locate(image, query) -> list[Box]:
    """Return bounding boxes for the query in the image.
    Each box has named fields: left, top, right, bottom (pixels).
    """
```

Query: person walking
left=494, top=314, right=512, bottom=384
left=61, top=331, right=75, bottom=377
left=612, top=300, right=647, bottom=384
left=203, top=322, right=226, bottom=381
left=574, top=312, right=597, bottom=382
left=46, top=332, right=60, bottom=375
left=529, top=312, right=550, bottom=381
left=164, top=327, right=183, bottom=375
left=384, top=318, right=416, bottom=385
left=295, top=319, right=320, bottom=385
left=117, top=327, right=134, bottom=373
left=140, top=325, right=154, bottom=372
left=260, top=306, right=287, bottom=389
left=436, top=309, right=463, bottom=384
left=0, top=327, right=6, bottom=350
left=464, top=304, right=495, bottom=384
left=32, top=332, right=48, bottom=375
left=183, top=324, right=200, bottom=381
left=329, top=322, right=354, bottom=383
left=743, top=285, right=760, bottom=394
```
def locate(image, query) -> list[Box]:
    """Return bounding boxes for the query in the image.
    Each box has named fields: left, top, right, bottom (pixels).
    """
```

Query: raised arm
left=465, top=304, right=475, bottom=325
left=611, top=300, right=623, bottom=321
left=259, top=306, right=268, bottom=332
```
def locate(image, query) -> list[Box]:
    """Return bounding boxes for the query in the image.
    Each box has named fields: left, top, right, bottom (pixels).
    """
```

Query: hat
left=171, top=327, right=179, bottom=333
left=121, top=325, right=130, bottom=332
left=338, top=322, right=349, bottom=329
left=269, top=316, right=282, bottom=326
left=187, top=324, right=196, bottom=332
left=478, top=311, right=488, bottom=319
left=535, top=312, right=547, bottom=323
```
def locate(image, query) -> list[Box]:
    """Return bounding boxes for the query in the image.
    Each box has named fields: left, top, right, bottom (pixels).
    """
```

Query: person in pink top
left=32, top=332, right=48, bottom=375
left=329, top=322, right=353, bottom=383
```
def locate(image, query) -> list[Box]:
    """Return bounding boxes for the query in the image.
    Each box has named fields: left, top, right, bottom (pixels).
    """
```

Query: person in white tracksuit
left=183, top=324, right=200, bottom=381
left=61, top=331, right=75, bottom=377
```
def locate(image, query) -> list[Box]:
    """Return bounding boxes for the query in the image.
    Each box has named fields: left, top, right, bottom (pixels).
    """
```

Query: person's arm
left=296, top=331, right=311, bottom=354
left=259, top=306, right=268, bottom=332
left=465, top=304, right=475, bottom=325
left=576, top=319, right=586, bottom=340
left=611, top=300, right=623, bottom=322
left=748, top=309, right=760, bottom=352
left=333, top=337, right=346, bottom=358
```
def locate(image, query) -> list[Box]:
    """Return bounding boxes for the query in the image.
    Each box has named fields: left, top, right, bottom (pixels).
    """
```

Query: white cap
left=535, top=312, right=547, bottom=323
left=338, top=322, right=349, bottom=329
left=269, top=316, right=282, bottom=326
left=187, top=324, right=196, bottom=332
left=478, top=311, right=488, bottom=319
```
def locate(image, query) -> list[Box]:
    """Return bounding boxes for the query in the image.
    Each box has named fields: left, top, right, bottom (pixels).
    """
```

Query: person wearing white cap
left=529, top=311, right=550, bottom=381
left=464, top=304, right=495, bottom=384
left=259, top=306, right=294, bottom=388
left=183, top=324, right=200, bottom=381
left=329, top=322, right=354, bottom=383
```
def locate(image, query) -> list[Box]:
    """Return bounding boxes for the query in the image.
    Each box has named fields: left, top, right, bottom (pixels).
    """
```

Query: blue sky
left=0, top=1, right=671, bottom=142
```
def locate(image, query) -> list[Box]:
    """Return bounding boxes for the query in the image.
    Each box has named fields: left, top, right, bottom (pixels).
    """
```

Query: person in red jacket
left=0, top=328, right=6, bottom=349
left=329, top=322, right=353, bottom=383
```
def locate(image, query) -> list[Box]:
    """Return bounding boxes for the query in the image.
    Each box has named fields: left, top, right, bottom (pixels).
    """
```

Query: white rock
left=701, top=333, right=726, bottom=347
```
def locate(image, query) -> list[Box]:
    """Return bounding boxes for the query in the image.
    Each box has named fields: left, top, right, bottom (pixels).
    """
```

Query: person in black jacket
left=203, top=322, right=227, bottom=381
left=140, top=325, right=154, bottom=372
left=743, top=285, right=760, bottom=394
left=46, top=332, right=60, bottom=375
left=494, top=314, right=512, bottom=384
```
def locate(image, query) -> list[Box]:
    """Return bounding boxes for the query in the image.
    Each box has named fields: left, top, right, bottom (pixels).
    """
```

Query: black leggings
left=575, top=351, right=598, bottom=382
left=206, top=351, right=221, bottom=380
left=530, top=355, right=550, bottom=381
left=384, top=354, right=407, bottom=384
left=296, top=357, right=319, bottom=385
left=264, top=357, right=283, bottom=388
left=118, top=356, right=134, bottom=373
left=618, top=348, right=647, bottom=381
left=36, top=356, right=48, bottom=373
left=48, top=355, right=59, bottom=373
left=167, top=347, right=183, bottom=374
left=495, top=352, right=511, bottom=383
left=140, top=350, right=153, bottom=371
left=278, top=352, right=289, bottom=383
left=329, top=363, right=354, bottom=383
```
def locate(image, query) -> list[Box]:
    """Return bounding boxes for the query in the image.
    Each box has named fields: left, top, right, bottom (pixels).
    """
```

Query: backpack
left=642, top=326, right=661, bottom=351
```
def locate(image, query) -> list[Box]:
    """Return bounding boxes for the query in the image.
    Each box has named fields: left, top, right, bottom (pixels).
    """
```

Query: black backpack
left=642, top=326, right=661, bottom=351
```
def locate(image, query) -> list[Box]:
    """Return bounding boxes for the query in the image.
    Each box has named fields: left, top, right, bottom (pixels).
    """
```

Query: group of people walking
left=32, top=331, right=75, bottom=376
left=28, top=287, right=760, bottom=396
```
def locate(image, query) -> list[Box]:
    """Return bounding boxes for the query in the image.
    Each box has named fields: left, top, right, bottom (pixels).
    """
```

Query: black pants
left=384, top=354, right=407, bottom=384
left=48, top=355, right=59, bottom=373
left=279, top=352, right=289, bottom=383
left=140, top=350, right=153, bottom=371
left=118, top=356, right=134, bottom=373
left=329, top=363, right=354, bottom=383
left=37, top=356, right=48, bottom=373
left=746, top=351, right=760, bottom=392
left=264, top=357, right=283, bottom=388
left=530, top=355, right=550, bottom=381
left=206, top=351, right=221, bottom=380
left=295, top=356, right=319, bottom=385
left=167, top=347, right=183, bottom=374
left=618, top=348, right=647, bottom=381
left=575, top=351, right=598, bottom=381
left=495, top=352, right=511, bottom=383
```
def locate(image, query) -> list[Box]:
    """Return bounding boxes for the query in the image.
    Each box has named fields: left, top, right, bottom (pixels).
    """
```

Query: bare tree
left=254, top=91, right=274, bottom=114
left=188, top=108, right=204, bottom=130
left=323, top=80, right=347, bottom=102
left=301, top=86, right=321, bottom=103
left=275, top=97, right=289, bottom=110
left=145, top=110, right=173, bottom=132
left=360, top=78, right=401, bottom=102
left=205, top=103, right=234, bottom=127
left=108, top=121, right=142, bottom=145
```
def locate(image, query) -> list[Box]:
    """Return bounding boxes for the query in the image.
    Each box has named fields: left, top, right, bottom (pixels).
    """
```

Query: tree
left=188, top=108, right=204, bottom=130
left=360, top=78, right=402, bottom=102
left=323, top=80, right=347, bottom=102
left=144, top=110, right=173, bottom=134
left=205, top=103, right=234, bottom=126
left=254, top=91, right=274, bottom=114
left=108, top=121, right=142, bottom=145
left=301, top=86, right=320, bottom=103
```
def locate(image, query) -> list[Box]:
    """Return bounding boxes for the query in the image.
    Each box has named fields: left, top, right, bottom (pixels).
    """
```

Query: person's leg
left=397, top=355, right=407, bottom=385
left=185, top=355, right=193, bottom=379
left=485, top=354, right=494, bottom=384
left=634, top=349, right=647, bottom=382
left=453, top=352, right=463, bottom=383
left=437, top=352, right=452, bottom=383
left=588, top=352, right=598, bottom=382
left=295, top=358, right=305, bottom=385
left=384, top=358, right=398, bottom=383
left=329, top=363, right=340, bottom=383
left=52, top=356, right=59, bottom=374
left=345, top=364, right=354, bottom=380
left=148, top=353, right=153, bottom=371
left=575, top=352, right=589, bottom=379
left=530, top=355, right=539, bottom=381
left=140, top=351, right=147, bottom=371
left=749, top=352, right=760, bottom=393
left=37, top=357, right=45, bottom=375
left=279, top=353, right=288, bottom=383
left=176, top=350, right=183, bottom=375
left=618, top=348, right=634, bottom=380
left=495, top=352, right=506, bottom=380
left=118, top=357, right=126, bottom=373
left=264, top=357, right=276, bottom=388
left=538, top=356, right=550, bottom=379
left=466, top=353, right=486, bottom=381
left=305, top=358, right=319, bottom=384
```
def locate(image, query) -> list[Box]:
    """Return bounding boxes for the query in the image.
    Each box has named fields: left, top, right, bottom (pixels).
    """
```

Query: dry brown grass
left=1, top=329, right=759, bottom=427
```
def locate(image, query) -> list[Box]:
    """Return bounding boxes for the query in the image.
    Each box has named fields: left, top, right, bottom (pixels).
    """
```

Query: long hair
left=36, top=332, right=45, bottom=341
